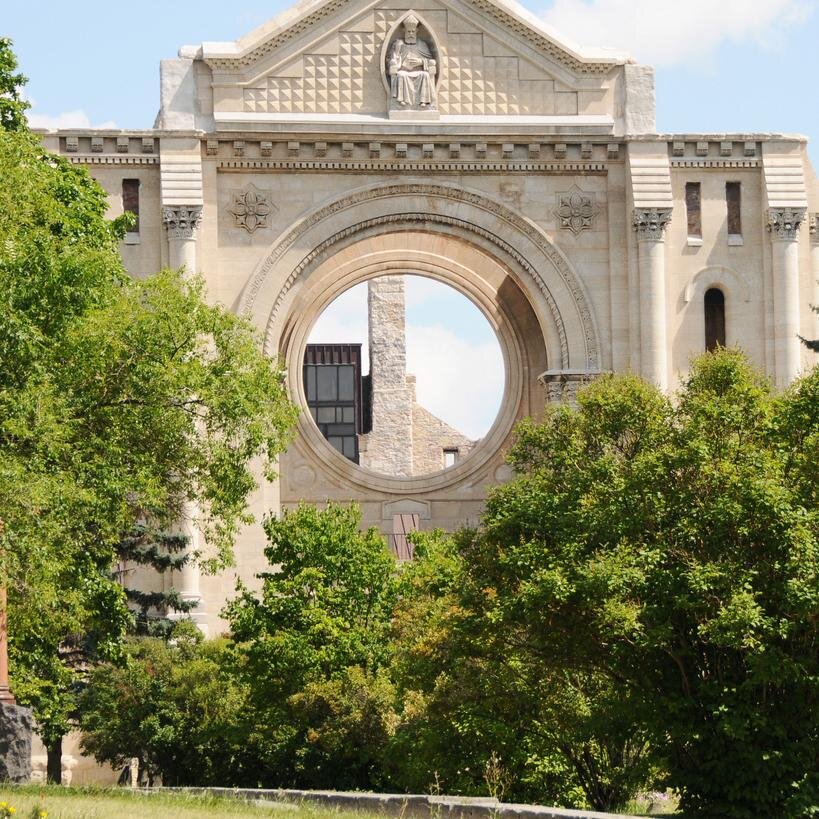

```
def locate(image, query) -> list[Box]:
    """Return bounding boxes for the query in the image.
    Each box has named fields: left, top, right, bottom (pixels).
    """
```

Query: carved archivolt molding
left=633, top=207, right=672, bottom=242
left=242, top=183, right=600, bottom=370
left=162, top=205, right=203, bottom=240
left=555, top=186, right=599, bottom=235
left=767, top=207, right=807, bottom=241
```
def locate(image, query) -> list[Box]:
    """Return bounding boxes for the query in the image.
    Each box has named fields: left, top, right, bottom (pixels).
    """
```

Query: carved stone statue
left=387, top=15, right=437, bottom=108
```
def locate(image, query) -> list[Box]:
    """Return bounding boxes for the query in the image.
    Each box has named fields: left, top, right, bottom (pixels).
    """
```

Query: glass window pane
left=316, top=366, right=337, bottom=401
left=342, top=437, right=356, bottom=458
left=342, top=406, right=355, bottom=423
left=305, top=366, right=317, bottom=402
left=317, top=407, right=335, bottom=424
left=338, top=366, right=355, bottom=401
left=309, top=406, right=317, bottom=421
left=327, top=436, right=344, bottom=454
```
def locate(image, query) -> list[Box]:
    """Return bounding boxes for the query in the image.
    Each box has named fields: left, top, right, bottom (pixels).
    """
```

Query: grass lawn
left=0, top=786, right=372, bottom=819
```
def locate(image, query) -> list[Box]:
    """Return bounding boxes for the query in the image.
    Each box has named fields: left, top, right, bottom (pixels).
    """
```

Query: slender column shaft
left=634, top=208, right=672, bottom=390
left=162, top=205, right=205, bottom=625
left=175, top=502, right=202, bottom=611
left=810, top=216, right=819, bottom=343
left=768, top=208, right=806, bottom=388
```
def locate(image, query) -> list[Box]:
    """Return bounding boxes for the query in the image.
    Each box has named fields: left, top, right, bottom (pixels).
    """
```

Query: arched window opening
left=704, top=288, right=726, bottom=351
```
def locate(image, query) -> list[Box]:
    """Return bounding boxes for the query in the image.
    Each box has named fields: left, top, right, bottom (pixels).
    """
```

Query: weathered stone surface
left=0, top=703, right=32, bottom=783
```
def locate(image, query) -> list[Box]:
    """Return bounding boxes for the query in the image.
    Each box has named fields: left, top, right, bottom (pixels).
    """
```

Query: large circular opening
left=305, top=273, right=504, bottom=477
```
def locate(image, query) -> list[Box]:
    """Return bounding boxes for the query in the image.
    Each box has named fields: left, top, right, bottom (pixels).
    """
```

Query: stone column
left=810, top=215, right=819, bottom=343
left=633, top=208, right=672, bottom=390
left=362, top=277, right=414, bottom=476
left=162, top=205, right=204, bottom=627
left=162, top=205, right=202, bottom=272
left=173, top=502, right=205, bottom=631
left=768, top=208, right=806, bottom=388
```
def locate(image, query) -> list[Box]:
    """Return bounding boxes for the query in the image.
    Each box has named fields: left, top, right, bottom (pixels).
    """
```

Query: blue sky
left=7, top=0, right=818, bottom=168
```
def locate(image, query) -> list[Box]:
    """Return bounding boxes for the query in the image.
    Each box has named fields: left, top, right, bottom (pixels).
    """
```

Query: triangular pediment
left=203, top=0, right=630, bottom=119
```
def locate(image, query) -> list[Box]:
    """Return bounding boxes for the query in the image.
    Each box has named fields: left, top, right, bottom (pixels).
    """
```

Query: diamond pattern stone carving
left=555, top=187, right=599, bottom=235
left=241, top=8, right=567, bottom=116
left=230, top=186, right=274, bottom=234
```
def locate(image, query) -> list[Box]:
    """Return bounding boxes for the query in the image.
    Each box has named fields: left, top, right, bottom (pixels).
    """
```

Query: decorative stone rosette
left=230, top=186, right=273, bottom=234
left=555, top=187, right=599, bottom=235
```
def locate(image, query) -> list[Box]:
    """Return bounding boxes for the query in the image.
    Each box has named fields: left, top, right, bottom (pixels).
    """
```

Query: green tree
left=79, top=625, right=254, bottom=786
left=461, top=350, right=818, bottom=818
left=388, top=530, right=632, bottom=810
left=0, top=43, right=297, bottom=777
left=225, top=503, right=399, bottom=788
left=0, top=38, right=28, bottom=131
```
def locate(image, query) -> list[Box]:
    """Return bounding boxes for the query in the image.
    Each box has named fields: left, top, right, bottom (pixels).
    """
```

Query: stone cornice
left=217, top=159, right=610, bottom=173
left=767, top=208, right=806, bottom=242
left=633, top=208, right=672, bottom=242
left=162, top=205, right=203, bottom=240
left=203, top=0, right=621, bottom=76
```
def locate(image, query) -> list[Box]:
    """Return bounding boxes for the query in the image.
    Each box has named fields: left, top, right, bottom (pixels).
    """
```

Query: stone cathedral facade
left=37, top=0, right=818, bottom=634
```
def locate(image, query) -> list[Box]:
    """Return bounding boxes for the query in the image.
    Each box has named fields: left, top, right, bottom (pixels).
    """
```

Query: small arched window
left=704, top=288, right=726, bottom=351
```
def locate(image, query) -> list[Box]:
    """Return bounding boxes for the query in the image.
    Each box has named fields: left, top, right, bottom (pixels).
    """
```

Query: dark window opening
left=704, top=288, right=726, bottom=352
left=685, top=182, right=702, bottom=238
left=443, top=448, right=459, bottom=468
left=726, top=182, right=742, bottom=237
left=304, top=344, right=363, bottom=464
left=389, top=513, right=419, bottom=561
left=122, top=178, right=140, bottom=234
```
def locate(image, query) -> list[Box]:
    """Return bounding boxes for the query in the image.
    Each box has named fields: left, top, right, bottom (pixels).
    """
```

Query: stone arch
left=275, top=237, right=536, bottom=494
left=239, top=179, right=602, bottom=372
left=684, top=265, right=752, bottom=305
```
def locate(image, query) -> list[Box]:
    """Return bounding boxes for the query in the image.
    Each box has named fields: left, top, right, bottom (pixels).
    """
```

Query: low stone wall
left=163, top=787, right=643, bottom=819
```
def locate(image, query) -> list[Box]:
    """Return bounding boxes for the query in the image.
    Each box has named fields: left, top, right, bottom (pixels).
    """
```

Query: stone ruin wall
left=359, top=277, right=477, bottom=476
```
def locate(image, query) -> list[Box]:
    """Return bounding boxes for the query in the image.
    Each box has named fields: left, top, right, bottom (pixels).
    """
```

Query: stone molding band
left=633, top=207, right=672, bottom=242
left=767, top=207, right=807, bottom=241
left=162, top=205, right=203, bottom=240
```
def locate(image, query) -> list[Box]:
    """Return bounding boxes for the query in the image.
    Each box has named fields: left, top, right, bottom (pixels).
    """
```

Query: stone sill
left=728, top=234, right=744, bottom=246
left=123, top=233, right=141, bottom=245
left=686, top=236, right=703, bottom=247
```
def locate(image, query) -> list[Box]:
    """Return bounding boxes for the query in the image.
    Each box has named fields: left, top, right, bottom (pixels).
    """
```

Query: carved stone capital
left=767, top=207, right=806, bottom=241
left=633, top=208, right=672, bottom=242
left=162, top=205, right=203, bottom=240
left=539, top=369, right=603, bottom=406
left=810, top=213, right=819, bottom=245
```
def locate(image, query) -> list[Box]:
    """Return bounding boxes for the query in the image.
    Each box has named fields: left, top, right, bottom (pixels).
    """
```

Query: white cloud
left=26, top=109, right=118, bottom=130
left=407, top=325, right=504, bottom=440
left=540, top=0, right=811, bottom=67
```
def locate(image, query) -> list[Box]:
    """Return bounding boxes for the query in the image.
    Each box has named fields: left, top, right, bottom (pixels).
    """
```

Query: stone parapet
left=163, top=788, right=634, bottom=819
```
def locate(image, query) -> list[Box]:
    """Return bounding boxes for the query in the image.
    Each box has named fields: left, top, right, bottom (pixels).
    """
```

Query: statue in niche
left=387, top=14, right=437, bottom=108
